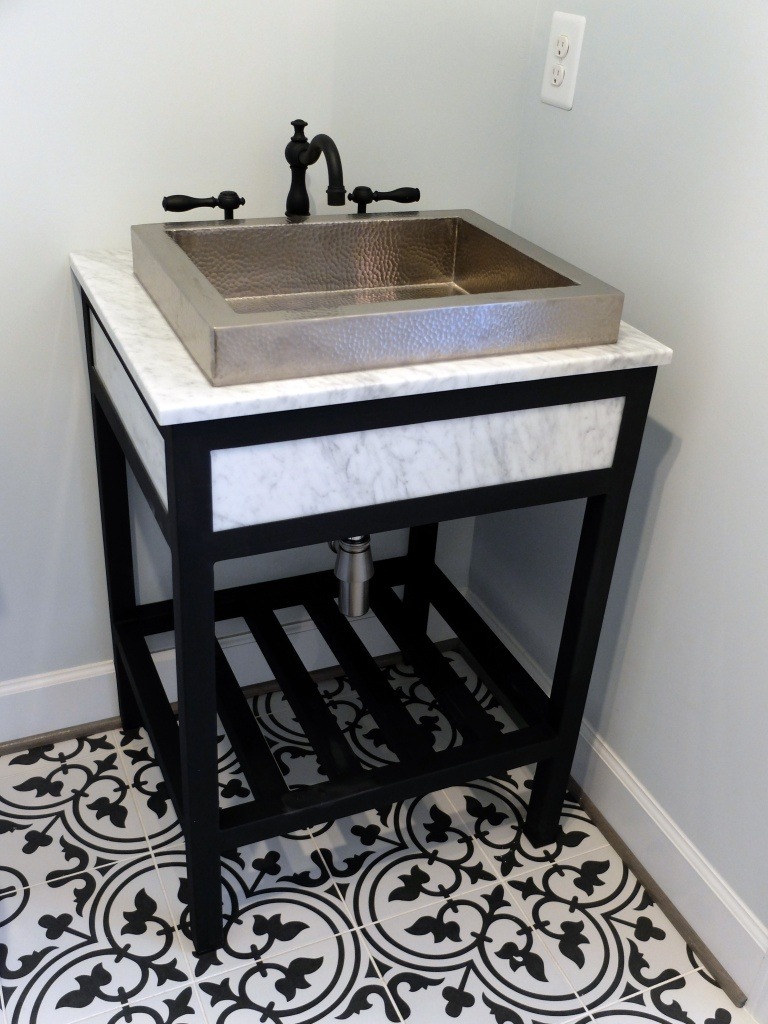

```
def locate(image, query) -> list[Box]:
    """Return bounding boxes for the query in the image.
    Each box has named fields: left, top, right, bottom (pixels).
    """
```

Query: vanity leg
left=525, top=369, right=655, bottom=846
left=525, top=493, right=623, bottom=845
left=167, top=434, right=222, bottom=953
left=90, top=399, right=142, bottom=730
left=402, top=523, right=438, bottom=636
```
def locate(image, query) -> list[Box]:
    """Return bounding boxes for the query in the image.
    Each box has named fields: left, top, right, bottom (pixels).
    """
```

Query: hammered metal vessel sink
left=131, top=209, right=623, bottom=386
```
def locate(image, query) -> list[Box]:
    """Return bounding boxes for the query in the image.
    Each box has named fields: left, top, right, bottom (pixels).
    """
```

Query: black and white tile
left=507, top=851, right=708, bottom=1014
left=55, top=985, right=208, bottom=1023
left=0, top=850, right=191, bottom=1024
left=158, top=837, right=356, bottom=984
left=0, top=652, right=752, bottom=1024
left=445, top=770, right=610, bottom=878
left=0, top=734, right=156, bottom=893
left=197, top=931, right=400, bottom=1024
left=311, top=790, right=498, bottom=929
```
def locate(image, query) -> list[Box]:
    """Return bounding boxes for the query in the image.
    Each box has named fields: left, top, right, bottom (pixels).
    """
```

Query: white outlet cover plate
left=541, top=11, right=586, bottom=110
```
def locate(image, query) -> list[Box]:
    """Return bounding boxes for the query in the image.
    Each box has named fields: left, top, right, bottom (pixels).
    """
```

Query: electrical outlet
left=541, top=12, right=585, bottom=110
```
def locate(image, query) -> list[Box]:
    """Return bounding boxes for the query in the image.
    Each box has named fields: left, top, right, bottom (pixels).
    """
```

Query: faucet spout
left=302, top=134, right=346, bottom=206
left=285, top=119, right=346, bottom=217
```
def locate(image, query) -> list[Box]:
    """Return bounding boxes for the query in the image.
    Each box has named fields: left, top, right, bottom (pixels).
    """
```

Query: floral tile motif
left=310, top=790, right=498, bottom=929
left=0, top=732, right=121, bottom=782
left=155, top=840, right=356, bottom=984
left=0, top=746, right=155, bottom=893
left=507, top=851, right=700, bottom=1013
left=425, top=651, right=521, bottom=736
left=116, top=730, right=184, bottom=853
left=197, top=931, right=401, bottom=1024
left=0, top=851, right=190, bottom=1024
left=253, top=710, right=330, bottom=790
left=118, top=722, right=258, bottom=853
left=445, top=768, right=609, bottom=879
left=73, top=984, right=208, bottom=1022
left=588, top=960, right=750, bottom=1024
left=362, top=883, right=590, bottom=1023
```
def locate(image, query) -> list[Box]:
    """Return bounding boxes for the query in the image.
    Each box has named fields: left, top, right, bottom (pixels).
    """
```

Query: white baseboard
left=466, top=590, right=768, bottom=1012
left=4, top=597, right=767, bottom=1012
left=0, top=659, right=120, bottom=744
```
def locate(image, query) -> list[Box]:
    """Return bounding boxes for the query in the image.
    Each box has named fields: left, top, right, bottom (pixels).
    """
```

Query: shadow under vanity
left=71, top=249, right=670, bottom=952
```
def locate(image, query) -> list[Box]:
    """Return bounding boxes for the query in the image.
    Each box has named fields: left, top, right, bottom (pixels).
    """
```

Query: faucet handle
left=373, top=188, right=420, bottom=204
left=348, top=185, right=420, bottom=215
left=162, top=190, right=245, bottom=220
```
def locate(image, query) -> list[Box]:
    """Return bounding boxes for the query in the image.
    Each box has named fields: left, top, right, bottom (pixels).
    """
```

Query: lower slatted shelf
left=115, top=557, right=554, bottom=853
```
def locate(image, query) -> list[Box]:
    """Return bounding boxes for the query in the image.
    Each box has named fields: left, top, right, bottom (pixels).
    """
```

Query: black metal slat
left=218, top=723, right=556, bottom=851
left=303, top=592, right=433, bottom=762
left=401, top=523, right=439, bottom=636
left=215, top=645, right=289, bottom=814
left=369, top=580, right=504, bottom=742
left=242, top=604, right=362, bottom=781
left=114, top=622, right=183, bottom=818
left=428, top=566, right=551, bottom=726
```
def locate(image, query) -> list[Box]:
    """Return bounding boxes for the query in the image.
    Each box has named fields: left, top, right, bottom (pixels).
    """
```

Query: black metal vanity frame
left=81, top=292, right=656, bottom=953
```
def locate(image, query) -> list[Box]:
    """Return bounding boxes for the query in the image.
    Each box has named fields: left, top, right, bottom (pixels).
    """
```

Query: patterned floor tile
left=0, top=850, right=191, bottom=1024
left=587, top=961, right=749, bottom=1024
left=0, top=657, right=742, bottom=1024
left=254, top=710, right=330, bottom=789
left=0, top=747, right=154, bottom=893
left=153, top=839, right=356, bottom=984
left=507, top=850, right=700, bottom=1013
left=0, top=732, right=122, bottom=782
left=197, top=931, right=401, bottom=1024
left=445, top=769, right=610, bottom=879
left=72, top=984, right=207, bottom=1022
left=309, top=790, right=498, bottom=930
left=361, top=882, right=590, bottom=1023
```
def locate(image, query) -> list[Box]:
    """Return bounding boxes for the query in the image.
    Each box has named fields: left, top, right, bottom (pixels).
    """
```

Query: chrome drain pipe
left=329, top=536, right=374, bottom=618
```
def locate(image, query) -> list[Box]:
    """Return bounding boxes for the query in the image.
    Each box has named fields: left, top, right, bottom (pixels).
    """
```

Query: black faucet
left=285, top=119, right=346, bottom=217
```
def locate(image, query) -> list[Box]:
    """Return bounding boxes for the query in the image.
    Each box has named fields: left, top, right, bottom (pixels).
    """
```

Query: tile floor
left=0, top=652, right=754, bottom=1023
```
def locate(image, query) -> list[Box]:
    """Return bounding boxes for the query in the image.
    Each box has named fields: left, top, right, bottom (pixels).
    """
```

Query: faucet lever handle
left=374, top=188, right=420, bottom=204
left=162, top=191, right=245, bottom=220
left=347, top=185, right=420, bottom=215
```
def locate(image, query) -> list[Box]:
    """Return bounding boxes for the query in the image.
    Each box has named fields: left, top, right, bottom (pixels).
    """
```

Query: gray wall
left=0, top=0, right=536, bottom=685
left=472, top=0, right=768, bottom=926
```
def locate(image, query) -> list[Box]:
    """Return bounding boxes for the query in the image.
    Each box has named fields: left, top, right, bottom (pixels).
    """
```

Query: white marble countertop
left=71, top=250, right=672, bottom=427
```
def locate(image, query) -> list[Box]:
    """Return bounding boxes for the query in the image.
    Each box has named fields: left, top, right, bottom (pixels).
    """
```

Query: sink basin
left=131, top=209, right=623, bottom=386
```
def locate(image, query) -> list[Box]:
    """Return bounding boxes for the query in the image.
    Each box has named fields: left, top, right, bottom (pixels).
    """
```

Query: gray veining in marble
left=71, top=250, right=672, bottom=427
left=210, top=397, right=624, bottom=530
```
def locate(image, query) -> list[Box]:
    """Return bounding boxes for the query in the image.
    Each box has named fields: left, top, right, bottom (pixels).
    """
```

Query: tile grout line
left=113, top=728, right=204, bottom=994
left=582, top=964, right=726, bottom=1020
left=353, top=923, right=408, bottom=1024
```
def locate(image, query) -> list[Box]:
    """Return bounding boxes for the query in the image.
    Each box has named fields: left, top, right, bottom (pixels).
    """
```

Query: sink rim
left=131, top=208, right=621, bottom=329
left=130, top=208, right=624, bottom=386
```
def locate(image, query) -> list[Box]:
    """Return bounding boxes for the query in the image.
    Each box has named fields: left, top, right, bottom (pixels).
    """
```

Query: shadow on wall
left=469, top=417, right=679, bottom=714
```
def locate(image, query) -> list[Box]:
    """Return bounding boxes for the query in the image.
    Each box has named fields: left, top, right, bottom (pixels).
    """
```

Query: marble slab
left=70, top=250, right=672, bottom=427
left=91, top=317, right=168, bottom=507
left=210, top=397, right=624, bottom=529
